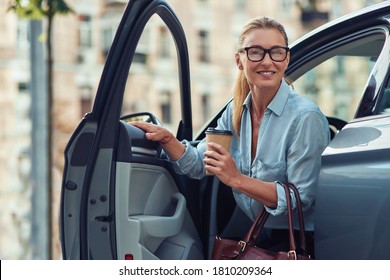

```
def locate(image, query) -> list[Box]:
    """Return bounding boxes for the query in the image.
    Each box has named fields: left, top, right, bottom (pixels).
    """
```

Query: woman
left=133, top=16, right=330, bottom=255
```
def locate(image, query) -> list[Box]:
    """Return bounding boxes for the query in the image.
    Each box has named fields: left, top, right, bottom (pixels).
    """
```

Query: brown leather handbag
left=211, top=183, right=311, bottom=260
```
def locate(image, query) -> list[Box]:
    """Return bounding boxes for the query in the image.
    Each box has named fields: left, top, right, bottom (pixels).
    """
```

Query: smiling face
left=236, top=28, right=290, bottom=95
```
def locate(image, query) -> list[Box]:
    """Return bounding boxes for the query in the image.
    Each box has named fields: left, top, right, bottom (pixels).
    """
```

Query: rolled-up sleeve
left=172, top=139, right=206, bottom=179
left=265, top=111, right=330, bottom=216
left=172, top=104, right=233, bottom=180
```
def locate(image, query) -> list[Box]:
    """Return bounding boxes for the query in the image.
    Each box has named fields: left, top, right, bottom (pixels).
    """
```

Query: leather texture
left=211, top=183, right=311, bottom=260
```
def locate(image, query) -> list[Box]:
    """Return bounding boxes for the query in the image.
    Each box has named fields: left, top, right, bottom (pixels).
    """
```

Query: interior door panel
left=114, top=120, right=204, bottom=260
left=115, top=162, right=203, bottom=259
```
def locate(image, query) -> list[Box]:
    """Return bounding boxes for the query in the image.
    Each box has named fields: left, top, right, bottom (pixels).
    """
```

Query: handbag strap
left=284, top=183, right=308, bottom=255
left=250, top=208, right=269, bottom=243
left=229, top=206, right=269, bottom=255
left=242, top=207, right=269, bottom=245
left=281, top=182, right=297, bottom=254
left=248, top=183, right=296, bottom=250
left=241, top=182, right=309, bottom=258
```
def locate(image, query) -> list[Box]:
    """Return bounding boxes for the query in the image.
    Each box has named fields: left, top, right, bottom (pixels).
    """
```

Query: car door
left=60, top=0, right=210, bottom=260
left=284, top=2, right=390, bottom=259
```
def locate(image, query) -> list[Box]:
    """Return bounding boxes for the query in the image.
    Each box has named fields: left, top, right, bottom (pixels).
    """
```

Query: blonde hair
left=232, top=17, right=289, bottom=136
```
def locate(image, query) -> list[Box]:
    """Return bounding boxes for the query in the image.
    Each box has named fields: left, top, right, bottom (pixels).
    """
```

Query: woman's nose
left=261, top=52, right=273, bottom=64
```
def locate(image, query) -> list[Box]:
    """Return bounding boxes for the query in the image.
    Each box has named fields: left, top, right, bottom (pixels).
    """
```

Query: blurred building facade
left=0, top=0, right=383, bottom=259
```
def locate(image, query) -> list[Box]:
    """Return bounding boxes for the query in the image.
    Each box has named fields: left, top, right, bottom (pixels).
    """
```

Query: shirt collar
left=243, top=79, right=290, bottom=117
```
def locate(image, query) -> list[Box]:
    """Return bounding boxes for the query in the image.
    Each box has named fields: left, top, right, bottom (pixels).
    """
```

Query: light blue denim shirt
left=174, top=80, right=330, bottom=230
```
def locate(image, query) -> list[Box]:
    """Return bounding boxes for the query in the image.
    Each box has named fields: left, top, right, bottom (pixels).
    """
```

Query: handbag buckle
left=287, top=250, right=297, bottom=260
left=238, top=241, right=247, bottom=252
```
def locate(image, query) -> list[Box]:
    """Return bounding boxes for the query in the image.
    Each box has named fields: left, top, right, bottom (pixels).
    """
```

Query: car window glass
left=122, top=15, right=180, bottom=134
left=378, top=87, right=390, bottom=115
left=293, top=33, right=385, bottom=122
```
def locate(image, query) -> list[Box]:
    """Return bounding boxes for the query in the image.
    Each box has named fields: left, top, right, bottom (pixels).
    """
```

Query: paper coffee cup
left=205, top=128, right=233, bottom=175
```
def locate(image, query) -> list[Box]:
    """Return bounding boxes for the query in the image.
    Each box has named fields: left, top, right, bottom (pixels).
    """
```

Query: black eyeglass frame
left=237, top=46, right=290, bottom=62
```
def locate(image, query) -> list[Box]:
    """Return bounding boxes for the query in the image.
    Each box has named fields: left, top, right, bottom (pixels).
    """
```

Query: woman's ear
left=235, top=53, right=243, bottom=70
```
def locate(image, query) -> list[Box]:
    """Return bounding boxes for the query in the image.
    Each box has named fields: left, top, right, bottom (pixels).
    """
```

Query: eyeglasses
left=238, top=46, right=289, bottom=62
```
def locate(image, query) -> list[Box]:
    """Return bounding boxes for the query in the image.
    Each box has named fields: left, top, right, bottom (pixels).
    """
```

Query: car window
left=378, top=87, right=390, bottom=114
left=121, top=15, right=180, bottom=134
left=293, top=32, right=385, bottom=122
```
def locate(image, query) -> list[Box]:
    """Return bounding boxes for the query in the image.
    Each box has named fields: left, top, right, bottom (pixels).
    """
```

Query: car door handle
left=129, top=192, right=186, bottom=238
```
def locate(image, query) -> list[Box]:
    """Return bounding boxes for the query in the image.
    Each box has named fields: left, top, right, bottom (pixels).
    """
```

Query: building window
left=201, top=94, right=210, bottom=122
left=101, top=27, right=114, bottom=57
left=281, top=0, right=293, bottom=15
left=100, top=13, right=122, bottom=58
left=18, top=82, right=29, bottom=94
left=134, top=27, right=150, bottom=65
left=160, top=91, right=172, bottom=123
left=17, top=20, right=29, bottom=50
left=198, top=30, right=210, bottom=63
left=81, top=97, right=92, bottom=117
left=234, top=0, right=246, bottom=11
left=78, top=15, right=92, bottom=48
left=159, top=26, right=170, bottom=58
left=133, top=53, right=148, bottom=64
left=79, top=86, right=93, bottom=117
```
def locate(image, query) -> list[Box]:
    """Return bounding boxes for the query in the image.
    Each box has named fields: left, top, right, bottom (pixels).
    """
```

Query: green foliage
left=8, top=0, right=74, bottom=19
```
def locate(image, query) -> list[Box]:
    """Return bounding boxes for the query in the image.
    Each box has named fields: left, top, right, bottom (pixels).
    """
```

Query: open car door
left=60, top=0, right=208, bottom=260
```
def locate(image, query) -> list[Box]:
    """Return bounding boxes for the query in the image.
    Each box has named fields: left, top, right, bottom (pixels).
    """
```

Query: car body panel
left=316, top=116, right=390, bottom=259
